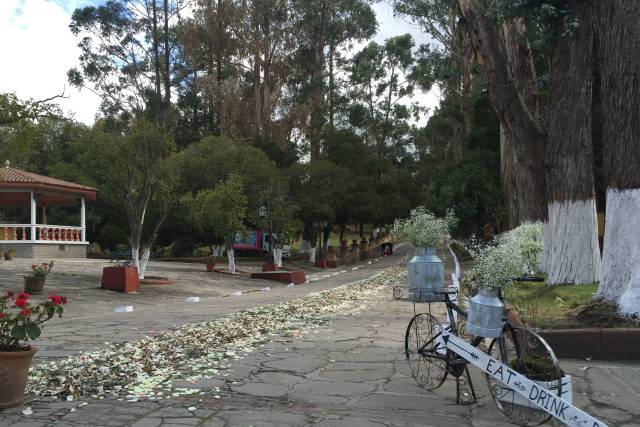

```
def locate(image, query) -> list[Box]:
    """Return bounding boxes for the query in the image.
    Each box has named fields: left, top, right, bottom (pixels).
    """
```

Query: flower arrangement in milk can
left=392, top=207, right=457, bottom=249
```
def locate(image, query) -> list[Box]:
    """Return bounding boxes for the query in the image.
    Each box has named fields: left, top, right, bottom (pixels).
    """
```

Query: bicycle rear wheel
left=404, top=313, right=448, bottom=390
left=486, top=327, right=563, bottom=426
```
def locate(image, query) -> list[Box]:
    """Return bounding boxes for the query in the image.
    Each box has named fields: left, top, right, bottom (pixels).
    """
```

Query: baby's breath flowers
left=393, top=207, right=457, bottom=248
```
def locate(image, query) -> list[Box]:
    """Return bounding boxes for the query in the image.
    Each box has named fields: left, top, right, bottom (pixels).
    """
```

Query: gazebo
left=0, top=162, right=97, bottom=258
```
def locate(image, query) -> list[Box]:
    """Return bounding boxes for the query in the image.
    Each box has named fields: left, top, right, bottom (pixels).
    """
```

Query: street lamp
left=259, top=204, right=273, bottom=265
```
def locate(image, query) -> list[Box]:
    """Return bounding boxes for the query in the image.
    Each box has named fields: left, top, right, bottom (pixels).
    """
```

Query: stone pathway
left=0, top=247, right=413, bottom=362
left=2, top=260, right=638, bottom=426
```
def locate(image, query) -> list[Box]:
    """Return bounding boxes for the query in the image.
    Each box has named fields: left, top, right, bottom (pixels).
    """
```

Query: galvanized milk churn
left=407, top=247, right=444, bottom=301
left=466, top=288, right=505, bottom=338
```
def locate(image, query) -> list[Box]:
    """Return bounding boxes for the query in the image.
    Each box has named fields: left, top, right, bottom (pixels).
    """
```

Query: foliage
left=0, top=93, right=65, bottom=127
left=180, top=175, right=248, bottom=249
left=392, top=207, right=456, bottom=248
left=30, top=261, right=54, bottom=279
left=0, top=292, right=67, bottom=351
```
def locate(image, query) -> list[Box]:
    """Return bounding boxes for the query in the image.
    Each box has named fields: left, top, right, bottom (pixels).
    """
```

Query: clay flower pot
left=206, top=261, right=216, bottom=272
left=24, top=276, right=46, bottom=294
left=0, top=347, right=37, bottom=409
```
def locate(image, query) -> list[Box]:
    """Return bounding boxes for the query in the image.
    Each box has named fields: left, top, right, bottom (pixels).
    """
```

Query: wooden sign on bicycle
left=441, top=331, right=608, bottom=427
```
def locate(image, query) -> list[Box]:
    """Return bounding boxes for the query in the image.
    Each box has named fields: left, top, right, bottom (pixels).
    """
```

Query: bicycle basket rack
left=392, top=285, right=458, bottom=303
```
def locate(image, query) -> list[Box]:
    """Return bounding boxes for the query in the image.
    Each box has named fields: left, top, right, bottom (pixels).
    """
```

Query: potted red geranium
left=24, top=261, right=54, bottom=294
left=0, top=291, right=67, bottom=408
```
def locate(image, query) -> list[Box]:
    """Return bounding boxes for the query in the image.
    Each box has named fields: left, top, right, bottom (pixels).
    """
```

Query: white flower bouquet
left=392, top=207, right=456, bottom=248
left=500, top=222, right=544, bottom=276
left=464, top=242, right=523, bottom=291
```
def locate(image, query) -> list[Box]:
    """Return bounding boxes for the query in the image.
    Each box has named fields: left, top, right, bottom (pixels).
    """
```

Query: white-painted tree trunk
left=131, top=245, right=140, bottom=272
left=274, top=248, right=283, bottom=267
left=539, top=221, right=549, bottom=274
left=300, top=239, right=311, bottom=255
left=308, top=248, right=316, bottom=264
left=227, top=248, right=236, bottom=274
left=597, top=188, right=640, bottom=315
left=138, top=247, right=151, bottom=279
left=210, top=244, right=223, bottom=257
left=544, top=198, right=602, bottom=285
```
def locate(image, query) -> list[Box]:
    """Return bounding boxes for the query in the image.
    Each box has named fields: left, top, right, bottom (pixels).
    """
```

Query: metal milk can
left=466, top=288, right=505, bottom=338
left=408, top=247, right=444, bottom=301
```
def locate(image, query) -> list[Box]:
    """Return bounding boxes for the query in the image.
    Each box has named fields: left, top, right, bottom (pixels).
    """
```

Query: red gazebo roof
left=0, top=164, right=97, bottom=207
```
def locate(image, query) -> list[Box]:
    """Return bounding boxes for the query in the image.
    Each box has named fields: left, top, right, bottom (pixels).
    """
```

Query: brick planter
left=251, top=270, right=306, bottom=285
left=101, top=266, right=140, bottom=293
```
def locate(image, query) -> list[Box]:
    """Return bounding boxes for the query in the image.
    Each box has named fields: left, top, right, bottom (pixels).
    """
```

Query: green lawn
left=502, top=280, right=599, bottom=329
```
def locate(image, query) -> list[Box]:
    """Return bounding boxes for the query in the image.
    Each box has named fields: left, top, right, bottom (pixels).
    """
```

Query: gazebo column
left=30, top=192, right=36, bottom=241
left=81, top=197, right=86, bottom=242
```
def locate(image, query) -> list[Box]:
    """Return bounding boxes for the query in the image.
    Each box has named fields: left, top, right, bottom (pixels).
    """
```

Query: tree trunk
left=131, top=245, right=140, bottom=274
left=309, top=0, right=329, bottom=162
left=152, top=0, right=162, bottom=113
left=163, top=0, right=171, bottom=105
left=544, top=0, right=601, bottom=285
left=308, top=246, right=316, bottom=264
left=274, top=248, right=283, bottom=267
left=458, top=0, right=547, bottom=226
left=500, top=123, right=517, bottom=230
left=595, top=1, right=640, bottom=315
left=138, top=247, right=151, bottom=279
left=227, top=247, right=236, bottom=274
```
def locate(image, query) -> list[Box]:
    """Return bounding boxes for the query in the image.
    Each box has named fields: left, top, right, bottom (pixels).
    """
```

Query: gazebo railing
left=0, top=224, right=85, bottom=243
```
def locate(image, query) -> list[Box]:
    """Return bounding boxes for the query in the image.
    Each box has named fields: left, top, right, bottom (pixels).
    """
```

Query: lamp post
left=259, top=204, right=273, bottom=265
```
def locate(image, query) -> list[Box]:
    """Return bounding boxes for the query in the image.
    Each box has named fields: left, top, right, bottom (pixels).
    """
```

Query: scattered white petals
left=22, top=407, right=33, bottom=416
left=26, top=266, right=405, bottom=403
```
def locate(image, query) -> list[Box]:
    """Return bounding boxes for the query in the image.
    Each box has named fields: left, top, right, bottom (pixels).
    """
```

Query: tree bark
left=544, top=0, right=601, bottom=285
left=152, top=0, right=162, bottom=114
left=309, top=0, right=330, bottom=162
left=163, top=0, right=171, bottom=105
left=458, top=0, right=547, bottom=226
left=595, top=1, right=640, bottom=314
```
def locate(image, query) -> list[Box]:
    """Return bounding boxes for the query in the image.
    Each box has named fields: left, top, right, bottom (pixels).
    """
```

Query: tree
left=0, top=93, right=66, bottom=127
left=394, top=0, right=475, bottom=144
left=594, top=1, right=640, bottom=315
left=457, top=0, right=547, bottom=228
left=85, top=121, right=175, bottom=279
left=181, top=175, right=247, bottom=273
left=68, top=0, right=186, bottom=119
left=544, top=0, right=601, bottom=285
left=288, top=161, right=352, bottom=262
left=347, top=34, right=422, bottom=157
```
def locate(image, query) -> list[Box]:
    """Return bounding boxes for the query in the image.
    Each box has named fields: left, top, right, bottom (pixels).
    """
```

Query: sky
left=0, top=0, right=440, bottom=126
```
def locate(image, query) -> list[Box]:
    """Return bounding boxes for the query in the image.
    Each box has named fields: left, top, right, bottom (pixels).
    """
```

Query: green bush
left=192, top=246, right=210, bottom=257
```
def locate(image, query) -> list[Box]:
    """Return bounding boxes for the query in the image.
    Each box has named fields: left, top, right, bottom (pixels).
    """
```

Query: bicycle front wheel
left=405, top=312, right=448, bottom=390
left=486, top=326, right=563, bottom=426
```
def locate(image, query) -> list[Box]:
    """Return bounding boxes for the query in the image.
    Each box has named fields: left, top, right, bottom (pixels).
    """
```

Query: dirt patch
left=568, top=300, right=639, bottom=328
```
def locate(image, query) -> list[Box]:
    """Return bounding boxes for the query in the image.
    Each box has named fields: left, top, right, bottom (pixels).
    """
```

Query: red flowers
left=17, top=292, right=30, bottom=300
left=48, top=295, right=67, bottom=305
left=0, top=312, right=5, bottom=319
left=6, top=291, right=14, bottom=298
left=14, top=298, right=28, bottom=308
left=20, top=308, right=30, bottom=316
